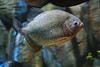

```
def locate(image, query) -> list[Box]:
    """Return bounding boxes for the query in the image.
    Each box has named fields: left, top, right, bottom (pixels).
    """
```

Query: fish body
left=13, top=10, right=84, bottom=48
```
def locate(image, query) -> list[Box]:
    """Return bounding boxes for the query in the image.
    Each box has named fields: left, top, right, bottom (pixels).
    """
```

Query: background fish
left=48, top=0, right=89, bottom=7
left=24, top=0, right=48, bottom=7
left=0, top=0, right=28, bottom=30
left=0, top=61, right=24, bottom=67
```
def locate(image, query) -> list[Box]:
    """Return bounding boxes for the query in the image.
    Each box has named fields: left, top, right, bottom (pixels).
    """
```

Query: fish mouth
left=80, top=22, right=84, bottom=28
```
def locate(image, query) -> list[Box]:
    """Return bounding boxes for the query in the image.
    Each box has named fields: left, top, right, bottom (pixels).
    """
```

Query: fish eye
left=73, top=21, right=78, bottom=25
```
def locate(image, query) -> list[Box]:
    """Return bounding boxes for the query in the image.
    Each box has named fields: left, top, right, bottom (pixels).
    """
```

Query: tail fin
left=12, top=17, right=23, bottom=34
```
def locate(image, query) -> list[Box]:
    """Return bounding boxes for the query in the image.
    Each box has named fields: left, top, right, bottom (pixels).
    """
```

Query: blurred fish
left=48, top=0, right=89, bottom=7
left=27, top=7, right=44, bottom=22
left=0, top=60, right=5, bottom=65
left=24, top=0, right=48, bottom=7
left=13, top=10, right=84, bottom=52
left=0, top=0, right=28, bottom=30
left=0, top=61, right=24, bottom=67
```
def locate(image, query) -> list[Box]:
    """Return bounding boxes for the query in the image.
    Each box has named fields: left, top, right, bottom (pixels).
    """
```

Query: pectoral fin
left=25, top=35, right=42, bottom=53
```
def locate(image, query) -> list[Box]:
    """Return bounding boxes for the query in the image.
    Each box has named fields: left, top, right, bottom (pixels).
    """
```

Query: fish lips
left=80, top=22, right=84, bottom=27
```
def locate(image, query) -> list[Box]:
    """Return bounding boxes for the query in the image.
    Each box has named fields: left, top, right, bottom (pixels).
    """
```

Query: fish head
left=63, top=15, right=84, bottom=36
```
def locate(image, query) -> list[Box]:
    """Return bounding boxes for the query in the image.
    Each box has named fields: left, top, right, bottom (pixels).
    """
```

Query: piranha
left=13, top=10, right=84, bottom=52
